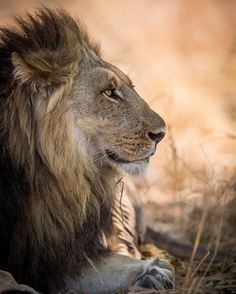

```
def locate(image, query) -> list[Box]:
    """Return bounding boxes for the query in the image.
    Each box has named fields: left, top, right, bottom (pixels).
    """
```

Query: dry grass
left=140, top=137, right=236, bottom=293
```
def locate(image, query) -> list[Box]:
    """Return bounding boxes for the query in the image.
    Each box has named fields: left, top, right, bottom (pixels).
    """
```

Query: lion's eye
left=103, top=89, right=122, bottom=101
left=104, top=89, right=114, bottom=97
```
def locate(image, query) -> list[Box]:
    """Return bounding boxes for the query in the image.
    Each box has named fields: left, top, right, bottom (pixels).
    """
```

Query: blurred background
left=1, top=0, right=235, bottom=292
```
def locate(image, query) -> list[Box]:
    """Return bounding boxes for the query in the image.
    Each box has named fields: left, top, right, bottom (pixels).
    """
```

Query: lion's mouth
left=105, top=149, right=150, bottom=164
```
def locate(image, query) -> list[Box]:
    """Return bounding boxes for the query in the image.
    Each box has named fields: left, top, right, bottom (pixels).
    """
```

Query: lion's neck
left=27, top=159, right=118, bottom=247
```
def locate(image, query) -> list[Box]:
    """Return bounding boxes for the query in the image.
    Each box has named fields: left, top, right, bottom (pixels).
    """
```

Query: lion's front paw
left=134, top=258, right=175, bottom=291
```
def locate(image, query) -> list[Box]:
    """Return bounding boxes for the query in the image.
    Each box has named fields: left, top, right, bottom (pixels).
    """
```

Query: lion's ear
left=12, top=46, right=80, bottom=87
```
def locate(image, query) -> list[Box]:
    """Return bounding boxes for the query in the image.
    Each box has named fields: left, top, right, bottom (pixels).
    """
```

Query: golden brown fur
left=0, top=8, right=169, bottom=293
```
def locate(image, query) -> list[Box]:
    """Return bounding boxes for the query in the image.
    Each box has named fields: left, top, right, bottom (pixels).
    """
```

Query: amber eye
left=104, top=89, right=115, bottom=97
left=103, top=88, right=122, bottom=101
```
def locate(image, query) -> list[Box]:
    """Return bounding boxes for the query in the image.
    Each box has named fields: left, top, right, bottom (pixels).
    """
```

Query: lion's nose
left=147, top=129, right=166, bottom=144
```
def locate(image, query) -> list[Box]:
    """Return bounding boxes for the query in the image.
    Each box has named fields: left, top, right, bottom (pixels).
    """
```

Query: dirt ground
left=1, top=0, right=236, bottom=293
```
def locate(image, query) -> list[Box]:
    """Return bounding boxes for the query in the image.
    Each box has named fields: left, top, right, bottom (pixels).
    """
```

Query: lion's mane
left=0, top=9, right=116, bottom=291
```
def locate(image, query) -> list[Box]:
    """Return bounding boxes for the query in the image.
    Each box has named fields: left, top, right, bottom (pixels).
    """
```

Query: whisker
left=91, top=154, right=107, bottom=164
left=105, top=149, right=122, bottom=162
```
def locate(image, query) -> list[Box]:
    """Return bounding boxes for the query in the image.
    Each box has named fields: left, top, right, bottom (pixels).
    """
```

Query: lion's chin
left=118, top=160, right=149, bottom=176
left=104, top=149, right=150, bottom=176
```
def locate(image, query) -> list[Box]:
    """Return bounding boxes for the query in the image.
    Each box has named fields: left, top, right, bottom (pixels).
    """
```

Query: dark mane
left=0, top=9, right=113, bottom=293
left=0, top=8, right=100, bottom=94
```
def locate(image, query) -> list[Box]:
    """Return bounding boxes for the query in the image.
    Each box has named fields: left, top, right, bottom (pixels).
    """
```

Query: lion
left=0, top=8, right=174, bottom=293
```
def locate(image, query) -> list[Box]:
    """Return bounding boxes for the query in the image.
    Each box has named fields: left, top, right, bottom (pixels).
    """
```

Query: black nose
left=147, top=129, right=166, bottom=143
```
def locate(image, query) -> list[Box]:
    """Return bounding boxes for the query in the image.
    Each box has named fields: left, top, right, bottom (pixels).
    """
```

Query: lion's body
left=0, top=9, right=173, bottom=293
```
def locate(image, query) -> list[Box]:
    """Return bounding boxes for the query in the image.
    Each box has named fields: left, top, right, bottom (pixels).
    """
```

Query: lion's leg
left=65, top=253, right=174, bottom=294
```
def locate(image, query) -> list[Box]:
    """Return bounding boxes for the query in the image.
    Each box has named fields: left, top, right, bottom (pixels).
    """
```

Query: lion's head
left=1, top=9, right=165, bottom=180
left=73, top=60, right=166, bottom=176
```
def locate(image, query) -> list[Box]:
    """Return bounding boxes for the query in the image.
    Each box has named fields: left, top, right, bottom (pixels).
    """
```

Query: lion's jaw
left=86, top=133, right=155, bottom=177
left=87, top=138, right=152, bottom=176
